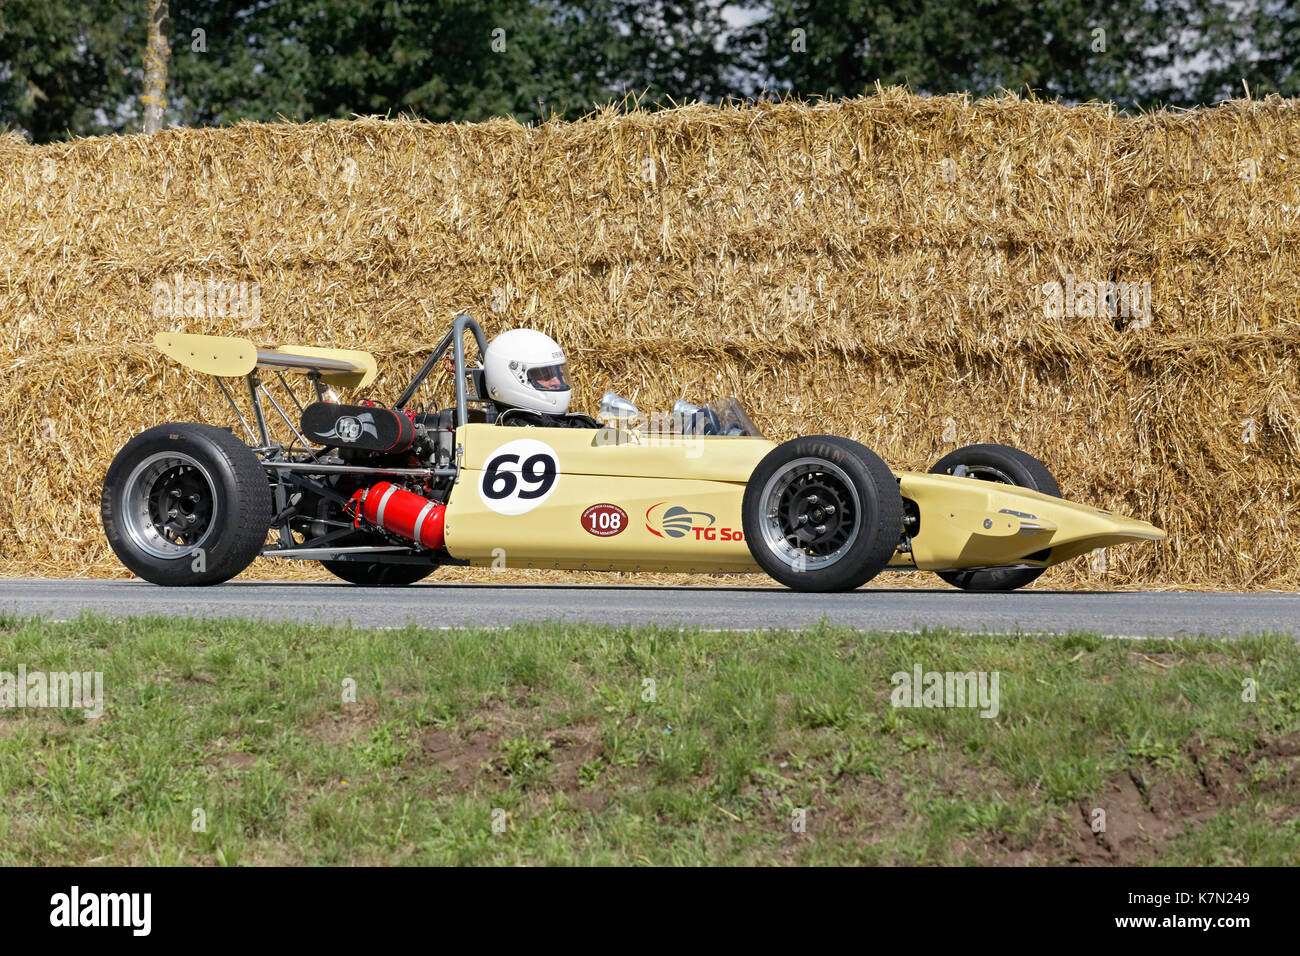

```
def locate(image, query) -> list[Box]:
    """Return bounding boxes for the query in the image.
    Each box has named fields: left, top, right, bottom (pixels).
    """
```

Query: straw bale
left=2, top=89, right=1298, bottom=587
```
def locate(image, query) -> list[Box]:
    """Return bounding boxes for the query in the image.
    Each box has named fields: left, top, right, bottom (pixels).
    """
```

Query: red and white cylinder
left=359, top=482, right=445, bottom=550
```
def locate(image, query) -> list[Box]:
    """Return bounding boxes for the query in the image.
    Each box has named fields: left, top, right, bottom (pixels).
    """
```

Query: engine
left=297, top=399, right=456, bottom=553
left=301, top=401, right=414, bottom=453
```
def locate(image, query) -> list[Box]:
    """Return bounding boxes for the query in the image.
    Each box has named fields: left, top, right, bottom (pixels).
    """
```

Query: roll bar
left=393, top=314, right=489, bottom=423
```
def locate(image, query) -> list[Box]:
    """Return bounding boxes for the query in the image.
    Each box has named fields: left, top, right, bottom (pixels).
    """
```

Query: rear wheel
left=321, top=560, right=436, bottom=586
left=743, top=435, right=904, bottom=592
left=928, top=443, right=1059, bottom=592
left=101, top=423, right=271, bottom=585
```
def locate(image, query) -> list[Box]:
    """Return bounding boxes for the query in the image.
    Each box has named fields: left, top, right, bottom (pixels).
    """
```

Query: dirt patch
left=303, top=700, right=380, bottom=743
left=1066, top=772, right=1186, bottom=864
left=1189, top=731, right=1300, bottom=797
left=414, top=699, right=605, bottom=807
left=1258, top=731, right=1300, bottom=760
left=751, top=731, right=1300, bottom=865
left=204, top=750, right=258, bottom=770
left=304, top=694, right=607, bottom=803
left=1050, top=731, right=1300, bottom=864
left=418, top=726, right=500, bottom=791
left=545, top=725, right=606, bottom=810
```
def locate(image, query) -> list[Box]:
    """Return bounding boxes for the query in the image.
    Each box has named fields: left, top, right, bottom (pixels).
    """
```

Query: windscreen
left=704, top=398, right=763, bottom=437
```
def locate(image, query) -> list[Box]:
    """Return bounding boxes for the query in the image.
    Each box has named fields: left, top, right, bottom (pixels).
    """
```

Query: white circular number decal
left=478, top=438, right=561, bottom=515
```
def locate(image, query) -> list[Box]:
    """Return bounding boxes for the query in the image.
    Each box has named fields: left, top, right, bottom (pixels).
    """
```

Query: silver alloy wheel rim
left=759, top=457, right=862, bottom=572
left=959, top=464, right=1015, bottom=485
left=121, top=451, right=220, bottom=560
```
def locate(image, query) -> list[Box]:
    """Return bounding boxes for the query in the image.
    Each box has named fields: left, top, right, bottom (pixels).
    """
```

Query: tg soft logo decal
left=644, top=502, right=745, bottom=541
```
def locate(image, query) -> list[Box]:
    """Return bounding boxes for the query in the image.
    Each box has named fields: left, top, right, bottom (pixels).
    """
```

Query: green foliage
left=0, top=0, right=145, bottom=142
left=739, top=0, right=1300, bottom=108
left=168, top=0, right=571, bottom=126
left=4, top=1, right=1300, bottom=142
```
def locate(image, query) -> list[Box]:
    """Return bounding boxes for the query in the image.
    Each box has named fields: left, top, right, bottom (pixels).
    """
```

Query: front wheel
left=101, top=423, right=272, bottom=585
left=742, top=435, right=904, bottom=592
left=928, top=443, right=1060, bottom=592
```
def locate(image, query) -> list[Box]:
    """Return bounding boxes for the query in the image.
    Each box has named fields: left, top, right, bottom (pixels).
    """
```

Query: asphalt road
left=1, top=578, right=1297, bottom=637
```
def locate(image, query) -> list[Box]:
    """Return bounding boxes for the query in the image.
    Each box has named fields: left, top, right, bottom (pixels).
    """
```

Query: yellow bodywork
left=443, top=424, right=770, bottom=571
left=896, top=473, right=1163, bottom=570
left=154, top=332, right=377, bottom=389
left=442, top=424, right=1164, bottom=573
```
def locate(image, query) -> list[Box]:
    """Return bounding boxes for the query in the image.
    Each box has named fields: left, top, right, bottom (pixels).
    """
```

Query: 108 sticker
left=581, top=503, right=627, bottom=537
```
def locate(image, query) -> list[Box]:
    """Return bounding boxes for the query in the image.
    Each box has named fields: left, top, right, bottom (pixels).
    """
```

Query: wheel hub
left=781, top=481, right=849, bottom=552
left=150, top=465, right=214, bottom=545
left=760, top=458, right=862, bottom=571
left=122, top=452, right=220, bottom=559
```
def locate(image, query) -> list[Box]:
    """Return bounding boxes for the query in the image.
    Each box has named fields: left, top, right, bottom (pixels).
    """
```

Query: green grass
left=0, top=612, right=1297, bottom=865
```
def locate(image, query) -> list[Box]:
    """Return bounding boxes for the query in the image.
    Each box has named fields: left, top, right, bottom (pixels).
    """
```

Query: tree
left=161, top=0, right=737, bottom=126
left=142, top=0, right=170, bottom=131
left=5, top=0, right=1300, bottom=143
left=736, top=0, right=1175, bottom=106
left=736, top=0, right=1300, bottom=109
left=166, top=0, right=579, bottom=125
left=552, top=0, right=738, bottom=108
left=1145, top=0, right=1300, bottom=104
left=0, top=0, right=144, bottom=142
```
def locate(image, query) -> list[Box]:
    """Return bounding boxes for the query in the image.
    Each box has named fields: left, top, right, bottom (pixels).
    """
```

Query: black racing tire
left=321, top=560, right=437, bottom=586
left=742, top=435, right=904, bottom=592
left=928, top=443, right=1060, bottom=592
left=101, top=423, right=272, bottom=586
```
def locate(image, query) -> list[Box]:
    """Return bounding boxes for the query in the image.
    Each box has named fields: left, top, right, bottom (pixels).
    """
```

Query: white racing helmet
left=483, top=328, right=573, bottom=414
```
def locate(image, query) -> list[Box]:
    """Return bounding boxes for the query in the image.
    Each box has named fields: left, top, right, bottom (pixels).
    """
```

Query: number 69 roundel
left=477, top=438, right=561, bottom=515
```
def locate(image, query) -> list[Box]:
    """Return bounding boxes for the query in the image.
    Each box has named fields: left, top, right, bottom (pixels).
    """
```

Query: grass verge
left=0, top=612, right=1296, bottom=865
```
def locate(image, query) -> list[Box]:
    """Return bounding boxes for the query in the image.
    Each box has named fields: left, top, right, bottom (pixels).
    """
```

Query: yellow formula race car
left=101, top=316, right=1164, bottom=591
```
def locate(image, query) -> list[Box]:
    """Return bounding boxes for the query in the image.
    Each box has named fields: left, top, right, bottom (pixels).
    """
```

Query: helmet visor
left=528, top=363, right=570, bottom=392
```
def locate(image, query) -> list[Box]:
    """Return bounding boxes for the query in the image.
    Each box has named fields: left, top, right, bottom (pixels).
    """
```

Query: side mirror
left=672, top=398, right=718, bottom=436
left=671, top=398, right=702, bottom=419
left=600, top=390, right=641, bottom=422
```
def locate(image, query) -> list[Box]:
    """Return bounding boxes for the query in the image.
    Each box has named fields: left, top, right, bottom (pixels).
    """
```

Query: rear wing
left=154, top=332, right=377, bottom=389
left=154, top=316, right=485, bottom=447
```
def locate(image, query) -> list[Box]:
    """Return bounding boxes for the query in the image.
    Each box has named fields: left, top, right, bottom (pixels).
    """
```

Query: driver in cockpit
left=481, top=328, right=759, bottom=436
left=482, top=329, right=599, bottom=427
